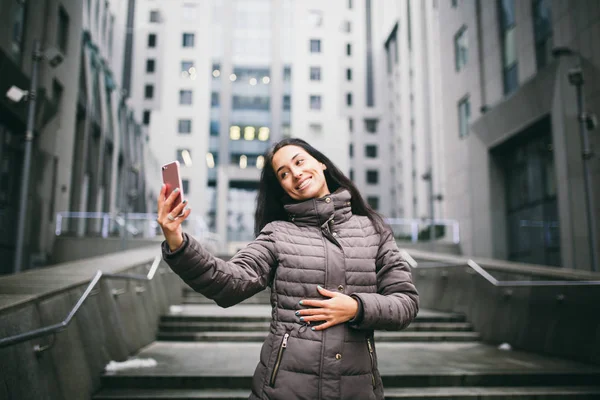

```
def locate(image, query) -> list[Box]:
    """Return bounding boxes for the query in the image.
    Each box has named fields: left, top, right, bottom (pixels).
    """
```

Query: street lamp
left=553, top=46, right=598, bottom=272
left=8, top=40, right=64, bottom=274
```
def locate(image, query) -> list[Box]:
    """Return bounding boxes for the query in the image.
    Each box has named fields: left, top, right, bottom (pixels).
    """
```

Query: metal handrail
left=400, top=250, right=600, bottom=287
left=0, top=255, right=163, bottom=351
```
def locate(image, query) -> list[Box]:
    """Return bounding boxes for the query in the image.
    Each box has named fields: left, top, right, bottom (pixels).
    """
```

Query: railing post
left=101, top=213, right=110, bottom=238
left=411, top=221, right=418, bottom=243
left=55, top=213, right=63, bottom=236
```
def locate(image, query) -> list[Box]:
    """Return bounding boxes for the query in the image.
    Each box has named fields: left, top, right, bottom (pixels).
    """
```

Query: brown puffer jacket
left=162, top=189, right=419, bottom=400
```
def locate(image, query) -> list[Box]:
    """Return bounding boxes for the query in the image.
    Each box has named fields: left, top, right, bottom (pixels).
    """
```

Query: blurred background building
left=0, top=0, right=598, bottom=273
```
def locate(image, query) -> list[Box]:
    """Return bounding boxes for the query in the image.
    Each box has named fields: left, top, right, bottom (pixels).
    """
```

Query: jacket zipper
left=367, top=338, right=376, bottom=388
left=270, top=332, right=290, bottom=387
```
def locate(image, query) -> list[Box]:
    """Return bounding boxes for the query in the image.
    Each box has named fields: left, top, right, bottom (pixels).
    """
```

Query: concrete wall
left=408, top=249, right=600, bottom=365
left=0, top=246, right=182, bottom=400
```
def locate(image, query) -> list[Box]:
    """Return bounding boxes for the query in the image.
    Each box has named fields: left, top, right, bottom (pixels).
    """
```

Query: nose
left=290, top=165, right=303, bottom=179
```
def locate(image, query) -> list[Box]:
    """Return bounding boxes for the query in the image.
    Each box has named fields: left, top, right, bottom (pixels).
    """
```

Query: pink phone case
left=161, top=161, right=185, bottom=211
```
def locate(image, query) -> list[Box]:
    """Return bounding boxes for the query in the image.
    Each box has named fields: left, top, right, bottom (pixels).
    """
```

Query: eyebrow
left=276, top=153, right=301, bottom=174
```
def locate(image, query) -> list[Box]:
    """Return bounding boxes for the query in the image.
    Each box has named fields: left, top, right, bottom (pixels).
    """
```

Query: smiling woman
left=156, top=137, right=419, bottom=400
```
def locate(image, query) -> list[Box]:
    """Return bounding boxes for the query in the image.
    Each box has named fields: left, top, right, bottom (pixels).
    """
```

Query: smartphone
left=161, top=161, right=185, bottom=211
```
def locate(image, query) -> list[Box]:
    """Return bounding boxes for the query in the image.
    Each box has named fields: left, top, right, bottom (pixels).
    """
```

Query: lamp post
left=12, top=40, right=63, bottom=274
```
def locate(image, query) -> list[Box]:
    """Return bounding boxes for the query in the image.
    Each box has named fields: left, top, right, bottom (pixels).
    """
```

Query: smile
left=296, top=177, right=312, bottom=191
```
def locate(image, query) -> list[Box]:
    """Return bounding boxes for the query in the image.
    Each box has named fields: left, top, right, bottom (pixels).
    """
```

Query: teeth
left=297, top=178, right=311, bottom=190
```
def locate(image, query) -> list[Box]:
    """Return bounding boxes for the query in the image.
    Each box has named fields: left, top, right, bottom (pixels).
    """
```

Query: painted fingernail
left=299, top=301, right=303, bottom=305
left=299, top=317, right=305, bottom=321
left=183, top=199, right=188, bottom=204
left=317, top=285, right=323, bottom=289
left=174, top=188, right=179, bottom=192
left=295, top=311, right=300, bottom=316
left=311, top=327, right=315, bottom=331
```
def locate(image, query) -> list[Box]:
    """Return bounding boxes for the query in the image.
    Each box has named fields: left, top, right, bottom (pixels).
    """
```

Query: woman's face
left=271, top=145, right=330, bottom=201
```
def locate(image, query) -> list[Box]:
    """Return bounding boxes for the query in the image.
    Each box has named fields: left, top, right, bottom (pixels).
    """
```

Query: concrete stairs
left=93, top=289, right=600, bottom=399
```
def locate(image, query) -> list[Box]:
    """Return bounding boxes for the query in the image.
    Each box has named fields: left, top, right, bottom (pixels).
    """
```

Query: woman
left=157, top=138, right=419, bottom=400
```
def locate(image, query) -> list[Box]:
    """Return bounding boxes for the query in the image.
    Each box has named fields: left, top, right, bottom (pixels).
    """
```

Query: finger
left=297, top=308, right=327, bottom=316
left=300, top=314, right=328, bottom=322
left=312, top=321, right=334, bottom=331
left=157, top=184, right=166, bottom=212
left=170, top=199, right=187, bottom=218
left=299, top=300, right=327, bottom=308
left=164, top=188, right=181, bottom=210
left=317, top=285, right=339, bottom=298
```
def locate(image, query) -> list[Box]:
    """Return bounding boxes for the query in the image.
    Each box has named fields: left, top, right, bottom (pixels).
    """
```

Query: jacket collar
left=283, top=188, right=352, bottom=227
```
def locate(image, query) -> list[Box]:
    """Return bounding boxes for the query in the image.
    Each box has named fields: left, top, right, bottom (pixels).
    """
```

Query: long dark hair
left=254, top=138, right=384, bottom=236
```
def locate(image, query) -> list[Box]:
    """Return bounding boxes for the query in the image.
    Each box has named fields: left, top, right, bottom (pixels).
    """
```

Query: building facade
left=0, top=0, right=149, bottom=274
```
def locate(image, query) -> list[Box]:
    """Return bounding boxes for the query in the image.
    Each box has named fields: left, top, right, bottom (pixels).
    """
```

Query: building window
left=349, top=143, right=354, bottom=157
left=177, top=149, right=192, bottom=166
left=57, top=6, right=70, bottom=54
left=211, top=92, right=219, bottom=107
left=308, top=10, right=323, bottom=27
left=366, top=170, right=379, bottom=184
left=10, top=0, right=26, bottom=62
left=182, top=33, right=195, bottom=47
left=365, top=119, right=378, bottom=133
left=283, top=95, right=291, bottom=110
left=181, top=60, right=194, bottom=73
left=454, top=26, right=468, bottom=71
left=458, top=96, right=470, bottom=138
left=346, top=93, right=353, bottom=106
left=310, top=66, right=321, bottom=81
left=146, top=59, right=155, bottom=73
left=148, top=33, right=157, bottom=48
left=143, top=110, right=151, bottom=125
left=210, top=120, right=219, bottom=136
left=367, top=196, right=379, bottom=210
left=346, top=43, right=352, bottom=56
left=348, top=0, right=353, bottom=9
left=532, top=0, right=553, bottom=70
left=349, top=169, right=354, bottom=181
left=310, top=39, right=321, bottom=53
left=149, top=10, right=160, bottom=22
left=179, top=90, right=193, bottom=105
left=451, top=0, right=458, bottom=7
left=499, top=0, right=518, bottom=94
left=233, top=96, right=270, bottom=110
left=349, top=118, right=353, bottom=132
left=343, top=21, right=352, bottom=33
left=365, top=145, right=377, bottom=158
left=310, top=95, right=322, bottom=110
left=309, top=123, right=322, bottom=135
left=346, top=68, right=352, bottom=81
left=144, top=84, right=154, bottom=99
left=178, top=119, right=192, bottom=134
left=283, top=66, right=292, bottom=81
left=182, top=179, right=190, bottom=194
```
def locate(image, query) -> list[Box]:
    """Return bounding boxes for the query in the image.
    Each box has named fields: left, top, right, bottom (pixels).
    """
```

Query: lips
left=296, top=177, right=312, bottom=191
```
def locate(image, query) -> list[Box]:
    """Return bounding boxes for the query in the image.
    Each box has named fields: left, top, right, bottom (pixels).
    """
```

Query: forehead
left=272, top=145, right=310, bottom=168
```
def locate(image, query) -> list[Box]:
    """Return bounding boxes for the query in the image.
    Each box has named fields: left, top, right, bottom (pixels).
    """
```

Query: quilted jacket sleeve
left=162, top=225, right=277, bottom=308
left=350, top=225, right=419, bottom=331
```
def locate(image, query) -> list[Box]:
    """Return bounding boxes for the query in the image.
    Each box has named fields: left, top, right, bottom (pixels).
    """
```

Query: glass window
left=346, top=68, right=352, bottom=81
left=182, top=33, right=195, bottom=47
left=210, top=120, right=219, bottom=136
left=365, top=145, right=377, bottom=158
left=310, top=39, right=321, bottom=53
left=182, top=179, right=190, bottom=194
left=365, top=119, right=378, bottom=133
left=367, top=196, right=379, bottom=210
left=179, top=90, right=193, bottom=105
left=349, top=118, right=353, bottom=132
left=533, top=0, right=553, bottom=70
left=143, top=110, right=151, bottom=125
left=144, top=84, right=154, bottom=99
left=178, top=119, right=192, bottom=134
left=346, top=93, right=353, bottom=106
left=283, top=95, right=291, bottom=111
left=310, top=95, right=322, bottom=110
left=57, top=6, right=70, bottom=54
left=458, top=96, right=471, bottom=138
left=499, top=0, right=518, bottom=94
left=283, top=66, right=292, bottom=81
left=310, top=66, right=321, bottom=81
left=309, top=123, right=322, bottom=135
left=232, top=96, right=270, bottom=110
left=451, top=0, right=458, bottom=7
left=11, top=0, right=26, bottom=62
left=346, top=43, right=352, bottom=56
left=343, top=21, right=352, bottom=33
left=146, top=59, right=155, bottom=73
left=349, top=143, right=354, bottom=157
left=149, top=10, right=160, bottom=22
left=181, top=60, right=194, bottom=73
left=349, top=169, right=354, bottom=181
left=148, top=33, right=157, bottom=48
left=366, top=170, right=379, bottom=184
left=211, top=92, right=219, bottom=107
left=454, top=26, right=468, bottom=71
left=348, top=0, right=353, bottom=9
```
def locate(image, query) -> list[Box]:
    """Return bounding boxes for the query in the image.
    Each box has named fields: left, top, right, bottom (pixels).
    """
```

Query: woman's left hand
left=296, top=286, right=359, bottom=331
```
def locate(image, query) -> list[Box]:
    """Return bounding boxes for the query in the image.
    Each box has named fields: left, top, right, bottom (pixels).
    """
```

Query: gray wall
left=0, top=246, right=182, bottom=400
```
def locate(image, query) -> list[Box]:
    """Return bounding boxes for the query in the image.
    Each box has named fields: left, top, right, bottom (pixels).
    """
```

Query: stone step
left=162, top=305, right=468, bottom=324
left=99, top=342, right=600, bottom=391
left=157, top=321, right=474, bottom=333
left=156, top=331, right=482, bottom=343
left=93, top=386, right=600, bottom=400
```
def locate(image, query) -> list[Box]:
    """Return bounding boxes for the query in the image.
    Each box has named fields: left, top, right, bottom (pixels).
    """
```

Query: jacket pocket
left=270, top=332, right=290, bottom=387
left=366, top=337, right=376, bottom=388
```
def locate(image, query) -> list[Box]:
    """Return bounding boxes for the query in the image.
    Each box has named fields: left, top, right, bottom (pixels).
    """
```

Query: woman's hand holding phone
left=157, top=184, right=191, bottom=251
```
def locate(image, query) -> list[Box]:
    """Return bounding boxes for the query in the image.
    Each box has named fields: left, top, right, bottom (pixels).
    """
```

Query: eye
left=280, top=171, right=288, bottom=179
left=296, top=159, right=304, bottom=165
